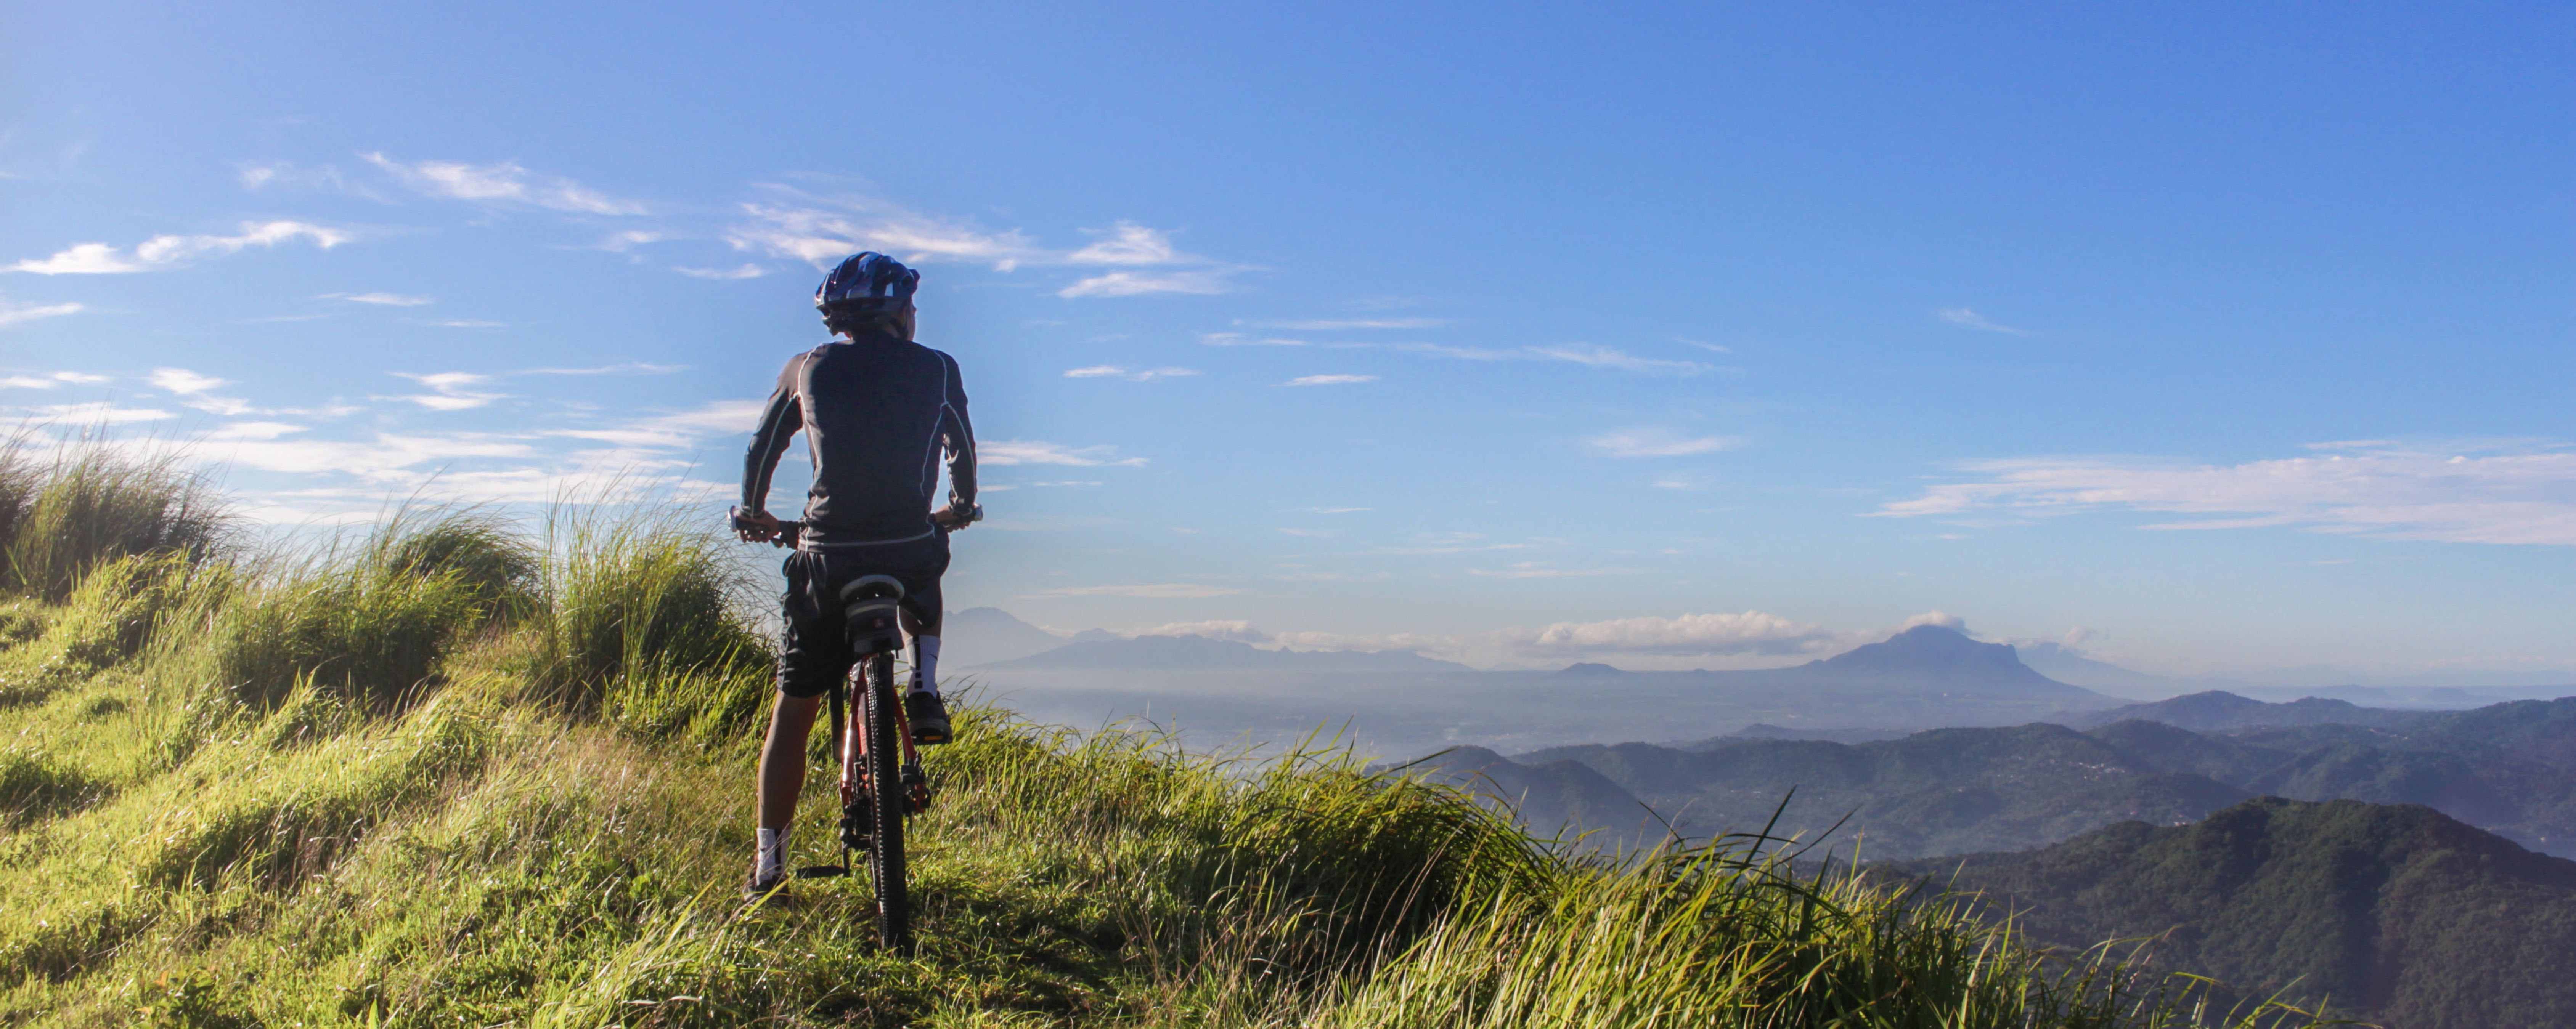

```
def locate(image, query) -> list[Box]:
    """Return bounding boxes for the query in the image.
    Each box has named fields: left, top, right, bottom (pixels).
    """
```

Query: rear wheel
left=862, top=652, right=912, bottom=953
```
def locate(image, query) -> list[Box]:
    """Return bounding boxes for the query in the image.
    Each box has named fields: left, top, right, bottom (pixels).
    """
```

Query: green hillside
left=1897, top=797, right=2576, bottom=1029
left=1508, top=724, right=2254, bottom=858
left=0, top=447, right=2330, bottom=1027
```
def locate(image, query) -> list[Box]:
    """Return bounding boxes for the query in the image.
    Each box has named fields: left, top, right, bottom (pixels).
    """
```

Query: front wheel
left=862, top=652, right=912, bottom=954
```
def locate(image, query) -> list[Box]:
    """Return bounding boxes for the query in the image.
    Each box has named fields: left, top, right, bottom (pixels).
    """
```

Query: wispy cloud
left=1066, top=221, right=1182, bottom=265
left=1201, top=332, right=1308, bottom=347
left=437, top=320, right=507, bottom=329
left=8, top=221, right=348, bottom=275
left=727, top=190, right=1245, bottom=295
left=329, top=292, right=432, bottom=306
left=1280, top=374, right=1378, bottom=387
left=388, top=372, right=508, bottom=411
left=362, top=152, right=645, bottom=215
left=728, top=195, right=1041, bottom=270
left=594, top=230, right=667, bottom=252
left=0, top=299, right=84, bottom=326
left=1063, top=365, right=1199, bottom=382
left=1059, top=270, right=1233, bottom=298
left=149, top=367, right=230, bottom=396
left=1879, top=441, right=2576, bottom=545
left=1936, top=308, right=2032, bottom=335
left=1589, top=428, right=1739, bottom=458
left=675, top=264, right=768, bottom=280
left=1529, top=343, right=1708, bottom=374
left=1025, top=583, right=1244, bottom=598
left=1187, top=608, right=1855, bottom=670
left=978, top=440, right=1149, bottom=467
left=1246, top=317, right=1445, bottom=330
left=27, top=402, right=177, bottom=425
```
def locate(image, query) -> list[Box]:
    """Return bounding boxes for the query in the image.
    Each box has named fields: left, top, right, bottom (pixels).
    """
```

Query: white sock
left=910, top=636, right=941, bottom=697
left=755, top=827, right=787, bottom=881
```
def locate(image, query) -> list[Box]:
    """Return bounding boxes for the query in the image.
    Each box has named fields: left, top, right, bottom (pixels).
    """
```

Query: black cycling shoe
left=906, top=691, right=952, bottom=745
left=744, top=866, right=791, bottom=904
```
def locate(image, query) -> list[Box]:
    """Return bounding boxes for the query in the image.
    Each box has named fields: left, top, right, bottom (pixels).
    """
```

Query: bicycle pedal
left=794, top=865, right=849, bottom=879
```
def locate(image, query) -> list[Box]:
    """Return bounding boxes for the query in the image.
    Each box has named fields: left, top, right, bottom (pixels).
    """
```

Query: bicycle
left=737, top=513, right=931, bottom=953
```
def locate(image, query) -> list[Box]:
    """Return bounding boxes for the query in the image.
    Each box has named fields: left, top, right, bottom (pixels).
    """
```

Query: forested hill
left=1891, top=797, right=2576, bottom=1029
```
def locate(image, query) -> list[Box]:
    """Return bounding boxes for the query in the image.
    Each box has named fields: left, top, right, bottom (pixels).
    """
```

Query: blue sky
left=5, top=2, right=2573, bottom=680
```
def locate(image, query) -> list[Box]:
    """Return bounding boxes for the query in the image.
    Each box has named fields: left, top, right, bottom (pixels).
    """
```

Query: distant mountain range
left=1402, top=692, right=2576, bottom=859
left=1890, top=797, right=2576, bottom=1029
left=958, top=622, right=2120, bottom=756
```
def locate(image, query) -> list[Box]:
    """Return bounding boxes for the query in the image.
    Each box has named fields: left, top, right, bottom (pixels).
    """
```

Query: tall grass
left=508, top=502, right=771, bottom=747
left=0, top=441, right=226, bottom=600
left=0, top=474, right=2347, bottom=1027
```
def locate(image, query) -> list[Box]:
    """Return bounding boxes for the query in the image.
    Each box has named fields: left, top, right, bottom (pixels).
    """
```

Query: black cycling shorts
left=776, top=533, right=949, bottom=698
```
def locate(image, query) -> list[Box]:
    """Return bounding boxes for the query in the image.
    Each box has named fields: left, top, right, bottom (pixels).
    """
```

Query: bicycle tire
left=863, top=651, right=912, bottom=953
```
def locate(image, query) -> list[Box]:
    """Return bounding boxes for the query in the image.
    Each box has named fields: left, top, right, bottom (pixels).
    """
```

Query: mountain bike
left=744, top=514, right=931, bottom=954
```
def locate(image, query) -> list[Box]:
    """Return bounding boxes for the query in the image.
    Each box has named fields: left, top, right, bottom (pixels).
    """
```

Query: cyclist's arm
left=939, top=352, right=977, bottom=511
left=741, top=355, right=806, bottom=516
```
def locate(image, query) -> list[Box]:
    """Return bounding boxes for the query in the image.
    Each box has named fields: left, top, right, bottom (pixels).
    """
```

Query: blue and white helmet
left=814, top=252, right=919, bottom=316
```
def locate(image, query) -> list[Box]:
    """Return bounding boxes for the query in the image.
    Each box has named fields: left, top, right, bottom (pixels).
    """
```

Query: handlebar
left=731, top=506, right=980, bottom=548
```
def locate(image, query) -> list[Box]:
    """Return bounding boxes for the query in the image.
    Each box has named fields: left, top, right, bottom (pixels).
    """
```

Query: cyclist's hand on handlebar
left=732, top=508, right=782, bottom=544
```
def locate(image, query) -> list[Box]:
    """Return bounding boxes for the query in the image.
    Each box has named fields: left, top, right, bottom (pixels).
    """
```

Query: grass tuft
left=1, top=441, right=226, bottom=601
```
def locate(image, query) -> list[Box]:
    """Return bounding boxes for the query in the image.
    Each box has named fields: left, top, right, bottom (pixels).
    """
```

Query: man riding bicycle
left=736, top=251, right=978, bottom=897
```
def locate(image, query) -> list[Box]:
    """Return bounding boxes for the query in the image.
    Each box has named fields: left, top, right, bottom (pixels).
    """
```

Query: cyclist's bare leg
left=756, top=692, right=823, bottom=830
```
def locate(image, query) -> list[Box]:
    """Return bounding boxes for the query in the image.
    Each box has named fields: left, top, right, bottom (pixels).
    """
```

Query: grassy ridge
left=0, top=446, right=2342, bottom=1027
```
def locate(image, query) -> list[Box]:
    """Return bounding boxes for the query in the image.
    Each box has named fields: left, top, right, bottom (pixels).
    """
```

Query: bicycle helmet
left=816, top=252, right=919, bottom=318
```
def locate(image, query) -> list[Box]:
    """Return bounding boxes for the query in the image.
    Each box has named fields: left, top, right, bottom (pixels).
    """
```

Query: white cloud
left=1588, top=428, right=1738, bottom=458
left=541, top=397, right=767, bottom=449
left=1248, top=318, right=1445, bottom=330
left=437, top=320, right=506, bottom=329
left=1132, top=619, right=1269, bottom=642
left=0, top=300, right=84, bottom=326
left=9, top=221, right=348, bottom=275
left=29, top=402, right=176, bottom=424
left=1529, top=343, right=1707, bottom=375
left=728, top=199, right=1038, bottom=270
left=52, top=372, right=108, bottom=384
left=1898, top=611, right=1967, bottom=633
left=978, top=440, right=1148, bottom=467
left=204, top=421, right=309, bottom=441
left=1878, top=440, right=2576, bottom=546
left=1280, top=374, right=1378, bottom=387
left=1937, top=308, right=2032, bottom=335
left=1264, top=608, right=1849, bottom=669
left=675, top=264, right=768, bottom=280
left=1026, top=583, right=1245, bottom=598
left=1063, top=365, right=1199, bottom=382
left=594, top=230, right=666, bottom=252
left=362, top=152, right=645, bottom=215
left=149, top=368, right=230, bottom=395
left=388, top=371, right=507, bottom=411
left=2, top=376, right=56, bottom=389
left=1059, top=270, right=1232, bottom=298
left=1067, top=221, right=1180, bottom=265
left=9, top=243, right=146, bottom=274
left=1398, top=343, right=1516, bottom=361
left=1201, top=333, right=1308, bottom=347
left=335, top=292, right=431, bottom=306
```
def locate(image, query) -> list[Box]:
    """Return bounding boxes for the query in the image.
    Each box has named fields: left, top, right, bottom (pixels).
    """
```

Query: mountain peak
left=1558, top=662, right=1626, bottom=675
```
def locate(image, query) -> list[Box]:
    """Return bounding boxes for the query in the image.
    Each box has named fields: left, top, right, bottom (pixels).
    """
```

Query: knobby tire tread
left=865, top=652, right=912, bottom=954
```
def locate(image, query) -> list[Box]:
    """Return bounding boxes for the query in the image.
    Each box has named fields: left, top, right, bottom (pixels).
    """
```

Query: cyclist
left=736, top=251, right=978, bottom=897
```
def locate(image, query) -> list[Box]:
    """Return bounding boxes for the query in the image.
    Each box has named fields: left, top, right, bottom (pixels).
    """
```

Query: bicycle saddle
left=840, top=574, right=906, bottom=656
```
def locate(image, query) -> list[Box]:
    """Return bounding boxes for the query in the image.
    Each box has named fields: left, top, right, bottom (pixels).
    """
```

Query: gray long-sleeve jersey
left=741, top=330, right=976, bottom=545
